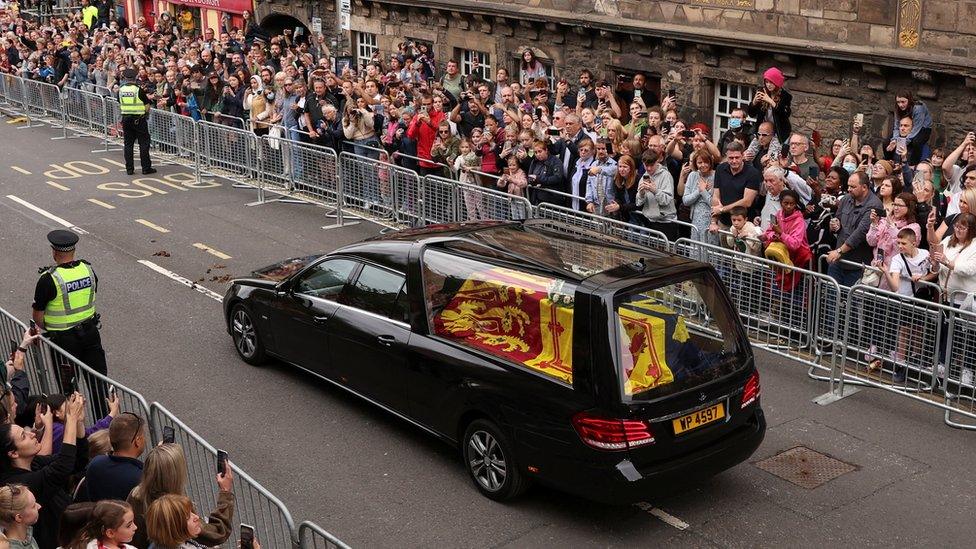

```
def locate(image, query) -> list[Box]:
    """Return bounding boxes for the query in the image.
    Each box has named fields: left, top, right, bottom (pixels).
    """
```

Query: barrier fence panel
left=672, top=238, right=841, bottom=375
left=534, top=202, right=607, bottom=234
left=0, top=307, right=151, bottom=424
left=299, top=521, right=353, bottom=549
left=36, top=80, right=66, bottom=127
left=290, top=140, right=341, bottom=205
left=944, top=304, right=976, bottom=429
left=339, top=151, right=420, bottom=228
left=449, top=171, right=533, bottom=223
left=257, top=134, right=293, bottom=194
left=100, top=96, right=123, bottom=151
left=149, top=107, right=195, bottom=166
left=420, top=174, right=459, bottom=225
left=149, top=403, right=298, bottom=549
left=603, top=217, right=671, bottom=253
left=199, top=120, right=258, bottom=184
left=1, top=74, right=26, bottom=115
left=21, top=78, right=47, bottom=124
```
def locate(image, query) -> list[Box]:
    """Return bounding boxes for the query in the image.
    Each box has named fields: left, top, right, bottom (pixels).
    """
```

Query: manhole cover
left=754, top=446, right=857, bottom=489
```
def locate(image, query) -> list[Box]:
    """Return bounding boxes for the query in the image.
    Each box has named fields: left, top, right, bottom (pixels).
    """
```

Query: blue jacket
left=79, top=454, right=144, bottom=503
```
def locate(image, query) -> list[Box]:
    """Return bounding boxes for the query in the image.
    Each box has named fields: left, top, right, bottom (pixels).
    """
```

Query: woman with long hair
left=892, top=91, right=932, bottom=165
left=0, top=393, right=86, bottom=549
left=127, top=444, right=234, bottom=548
left=682, top=152, right=717, bottom=244
left=929, top=188, right=976, bottom=245
left=519, top=48, right=547, bottom=86
left=608, top=155, right=639, bottom=222
left=748, top=66, right=793, bottom=145
left=867, top=191, right=920, bottom=283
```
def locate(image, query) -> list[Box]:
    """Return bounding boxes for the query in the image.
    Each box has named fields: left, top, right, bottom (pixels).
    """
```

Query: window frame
left=355, top=31, right=378, bottom=67
left=712, top=81, right=755, bottom=143
left=292, top=257, right=360, bottom=301
left=459, top=49, right=491, bottom=79
left=338, top=261, right=409, bottom=324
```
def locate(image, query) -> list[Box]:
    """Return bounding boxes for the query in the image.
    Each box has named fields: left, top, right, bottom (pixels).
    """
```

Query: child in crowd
left=881, top=228, right=937, bottom=382
left=48, top=392, right=119, bottom=454
left=454, top=138, right=483, bottom=220
left=722, top=206, right=764, bottom=316
left=67, top=500, right=139, bottom=549
left=499, top=155, right=528, bottom=219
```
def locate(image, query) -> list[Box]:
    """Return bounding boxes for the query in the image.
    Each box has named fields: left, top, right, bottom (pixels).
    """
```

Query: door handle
left=377, top=335, right=396, bottom=347
left=313, top=315, right=330, bottom=324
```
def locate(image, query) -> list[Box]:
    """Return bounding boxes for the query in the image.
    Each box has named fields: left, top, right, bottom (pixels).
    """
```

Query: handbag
left=901, top=252, right=938, bottom=302
left=858, top=264, right=881, bottom=287
left=268, top=125, right=283, bottom=150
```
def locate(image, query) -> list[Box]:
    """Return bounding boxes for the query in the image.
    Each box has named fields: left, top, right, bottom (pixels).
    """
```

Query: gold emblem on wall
left=897, top=0, right=921, bottom=48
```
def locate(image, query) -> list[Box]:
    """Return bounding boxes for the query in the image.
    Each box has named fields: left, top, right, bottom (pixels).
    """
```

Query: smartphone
left=163, top=425, right=175, bottom=444
left=534, top=106, right=543, bottom=118
left=634, top=89, right=642, bottom=99
left=216, top=449, right=229, bottom=476
left=860, top=153, right=869, bottom=164
left=667, top=89, right=676, bottom=98
left=874, top=207, right=887, bottom=218
left=877, top=248, right=886, bottom=263
left=109, top=385, right=117, bottom=400
left=547, top=126, right=561, bottom=137
left=29, top=320, right=37, bottom=336
left=681, top=129, right=696, bottom=138
left=7, top=341, right=17, bottom=361
left=769, top=214, right=778, bottom=226
left=854, top=113, right=864, bottom=126
left=69, top=377, right=78, bottom=393
left=240, top=524, right=255, bottom=549
left=38, top=402, right=48, bottom=415
left=637, top=111, right=649, bottom=119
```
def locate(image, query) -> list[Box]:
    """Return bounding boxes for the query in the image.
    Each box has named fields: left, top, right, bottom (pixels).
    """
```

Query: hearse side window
left=615, top=273, right=746, bottom=401
left=341, top=264, right=407, bottom=323
left=422, top=248, right=577, bottom=384
left=294, top=259, right=359, bottom=299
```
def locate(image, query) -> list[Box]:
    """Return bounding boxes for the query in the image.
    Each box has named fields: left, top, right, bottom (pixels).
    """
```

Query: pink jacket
left=867, top=217, right=920, bottom=266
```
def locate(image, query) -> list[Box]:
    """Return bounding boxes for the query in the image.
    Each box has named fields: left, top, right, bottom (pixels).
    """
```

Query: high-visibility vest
left=82, top=5, right=98, bottom=29
left=43, top=263, right=97, bottom=331
left=119, top=84, right=146, bottom=115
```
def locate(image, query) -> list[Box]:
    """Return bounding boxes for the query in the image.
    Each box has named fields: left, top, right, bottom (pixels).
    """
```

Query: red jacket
left=407, top=109, right=446, bottom=169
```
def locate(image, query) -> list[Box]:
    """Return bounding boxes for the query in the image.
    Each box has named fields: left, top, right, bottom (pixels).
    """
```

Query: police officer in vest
left=32, top=230, right=110, bottom=417
left=118, top=68, right=156, bottom=176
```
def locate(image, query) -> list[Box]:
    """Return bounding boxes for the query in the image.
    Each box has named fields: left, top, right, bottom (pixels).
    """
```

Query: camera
left=546, top=126, right=560, bottom=137
left=819, top=194, right=838, bottom=208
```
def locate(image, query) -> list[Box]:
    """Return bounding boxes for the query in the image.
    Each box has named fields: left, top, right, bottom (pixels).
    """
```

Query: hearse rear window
left=616, top=274, right=746, bottom=400
left=423, top=249, right=577, bottom=384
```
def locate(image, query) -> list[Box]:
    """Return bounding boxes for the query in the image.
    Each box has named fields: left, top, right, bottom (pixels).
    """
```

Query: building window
left=460, top=49, right=491, bottom=79
left=356, top=32, right=377, bottom=65
left=712, top=82, right=755, bottom=142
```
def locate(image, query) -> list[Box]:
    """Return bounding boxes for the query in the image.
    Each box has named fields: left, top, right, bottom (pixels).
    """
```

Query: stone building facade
left=254, top=0, right=976, bottom=148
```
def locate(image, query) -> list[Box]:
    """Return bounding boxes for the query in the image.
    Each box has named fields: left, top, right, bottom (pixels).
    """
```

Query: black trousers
left=122, top=115, right=152, bottom=173
left=47, top=320, right=109, bottom=418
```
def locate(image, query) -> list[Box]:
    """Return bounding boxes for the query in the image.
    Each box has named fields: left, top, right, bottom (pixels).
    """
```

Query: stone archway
left=259, top=12, right=309, bottom=37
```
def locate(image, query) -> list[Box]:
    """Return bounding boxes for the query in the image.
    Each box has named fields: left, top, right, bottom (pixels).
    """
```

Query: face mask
left=843, top=162, right=857, bottom=174
left=728, top=118, right=742, bottom=129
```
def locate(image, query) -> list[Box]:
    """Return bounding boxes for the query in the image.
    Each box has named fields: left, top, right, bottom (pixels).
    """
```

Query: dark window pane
left=295, top=259, right=358, bottom=298
left=342, top=264, right=406, bottom=320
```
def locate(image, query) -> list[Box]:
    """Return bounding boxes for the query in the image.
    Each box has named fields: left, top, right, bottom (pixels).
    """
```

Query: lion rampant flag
left=434, top=269, right=687, bottom=391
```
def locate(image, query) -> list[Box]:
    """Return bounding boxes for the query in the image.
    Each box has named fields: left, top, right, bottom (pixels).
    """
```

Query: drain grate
left=754, top=446, right=857, bottom=489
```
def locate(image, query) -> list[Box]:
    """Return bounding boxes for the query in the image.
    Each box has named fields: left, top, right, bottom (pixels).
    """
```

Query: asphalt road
left=1, top=115, right=975, bottom=548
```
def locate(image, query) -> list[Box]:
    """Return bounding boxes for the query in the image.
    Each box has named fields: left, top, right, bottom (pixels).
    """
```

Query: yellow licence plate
left=672, top=403, right=725, bottom=435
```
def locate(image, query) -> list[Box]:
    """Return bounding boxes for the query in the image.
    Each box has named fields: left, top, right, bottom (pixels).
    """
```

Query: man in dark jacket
left=78, top=412, right=146, bottom=502
left=825, top=170, right=884, bottom=286
left=527, top=140, right=566, bottom=206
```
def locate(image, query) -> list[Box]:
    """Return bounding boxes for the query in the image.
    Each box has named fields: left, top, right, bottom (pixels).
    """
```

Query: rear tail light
left=571, top=412, right=655, bottom=451
left=741, top=370, right=761, bottom=409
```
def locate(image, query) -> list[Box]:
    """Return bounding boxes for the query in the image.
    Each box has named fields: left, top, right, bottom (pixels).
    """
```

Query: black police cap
left=47, top=229, right=79, bottom=252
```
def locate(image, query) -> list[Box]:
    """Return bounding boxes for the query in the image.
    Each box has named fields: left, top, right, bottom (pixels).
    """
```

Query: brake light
left=741, top=371, right=760, bottom=409
left=571, top=412, right=655, bottom=451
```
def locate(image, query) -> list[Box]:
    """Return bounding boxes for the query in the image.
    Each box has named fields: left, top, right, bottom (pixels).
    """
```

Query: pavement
left=1, top=115, right=975, bottom=548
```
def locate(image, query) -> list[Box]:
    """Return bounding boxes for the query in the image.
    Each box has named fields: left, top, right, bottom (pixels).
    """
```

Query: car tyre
left=462, top=419, right=530, bottom=501
left=230, top=304, right=266, bottom=366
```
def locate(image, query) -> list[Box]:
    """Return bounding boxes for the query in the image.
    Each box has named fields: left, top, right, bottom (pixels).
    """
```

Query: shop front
left=123, top=0, right=251, bottom=35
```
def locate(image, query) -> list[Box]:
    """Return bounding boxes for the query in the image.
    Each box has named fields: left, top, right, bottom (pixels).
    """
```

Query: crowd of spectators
left=0, top=327, right=257, bottom=547
left=1, top=2, right=975, bottom=372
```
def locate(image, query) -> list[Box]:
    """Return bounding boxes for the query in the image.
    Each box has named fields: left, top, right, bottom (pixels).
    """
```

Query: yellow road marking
left=193, top=242, right=231, bottom=260
left=46, top=181, right=70, bottom=191
left=101, top=158, right=130, bottom=171
left=135, top=219, right=171, bottom=233
left=6, top=117, right=27, bottom=124
left=11, top=166, right=31, bottom=175
left=87, top=199, right=116, bottom=209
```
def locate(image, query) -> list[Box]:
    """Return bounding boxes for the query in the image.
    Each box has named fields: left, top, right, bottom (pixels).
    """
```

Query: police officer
left=32, top=230, right=109, bottom=416
left=118, top=68, right=156, bottom=176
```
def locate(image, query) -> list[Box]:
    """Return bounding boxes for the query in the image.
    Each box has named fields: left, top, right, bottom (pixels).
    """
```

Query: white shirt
left=888, top=249, right=931, bottom=296
left=939, top=237, right=976, bottom=304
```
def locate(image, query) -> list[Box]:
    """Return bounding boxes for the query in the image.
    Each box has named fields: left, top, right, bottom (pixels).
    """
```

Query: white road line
left=5, top=194, right=88, bottom=234
left=10, top=166, right=31, bottom=175
left=634, top=502, right=689, bottom=530
left=87, top=199, right=116, bottom=209
left=135, top=219, right=171, bottom=233
left=46, top=181, right=70, bottom=191
left=138, top=260, right=223, bottom=302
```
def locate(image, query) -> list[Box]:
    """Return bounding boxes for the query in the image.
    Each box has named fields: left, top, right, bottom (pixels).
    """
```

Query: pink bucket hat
left=763, top=67, right=785, bottom=88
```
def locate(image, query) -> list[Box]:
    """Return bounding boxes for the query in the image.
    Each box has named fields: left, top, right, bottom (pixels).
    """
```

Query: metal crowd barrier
left=149, top=402, right=297, bottom=549
left=199, top=120, right=259, bottom=184
left=673, top=238, right=842, bottom=378
left=423, top=174, right=531, bottom=224
left=535, top=202, right=671, bottom=253
left=0, top=303, right=350, bottom=547
left=298, top=521, right=352, bottom=549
